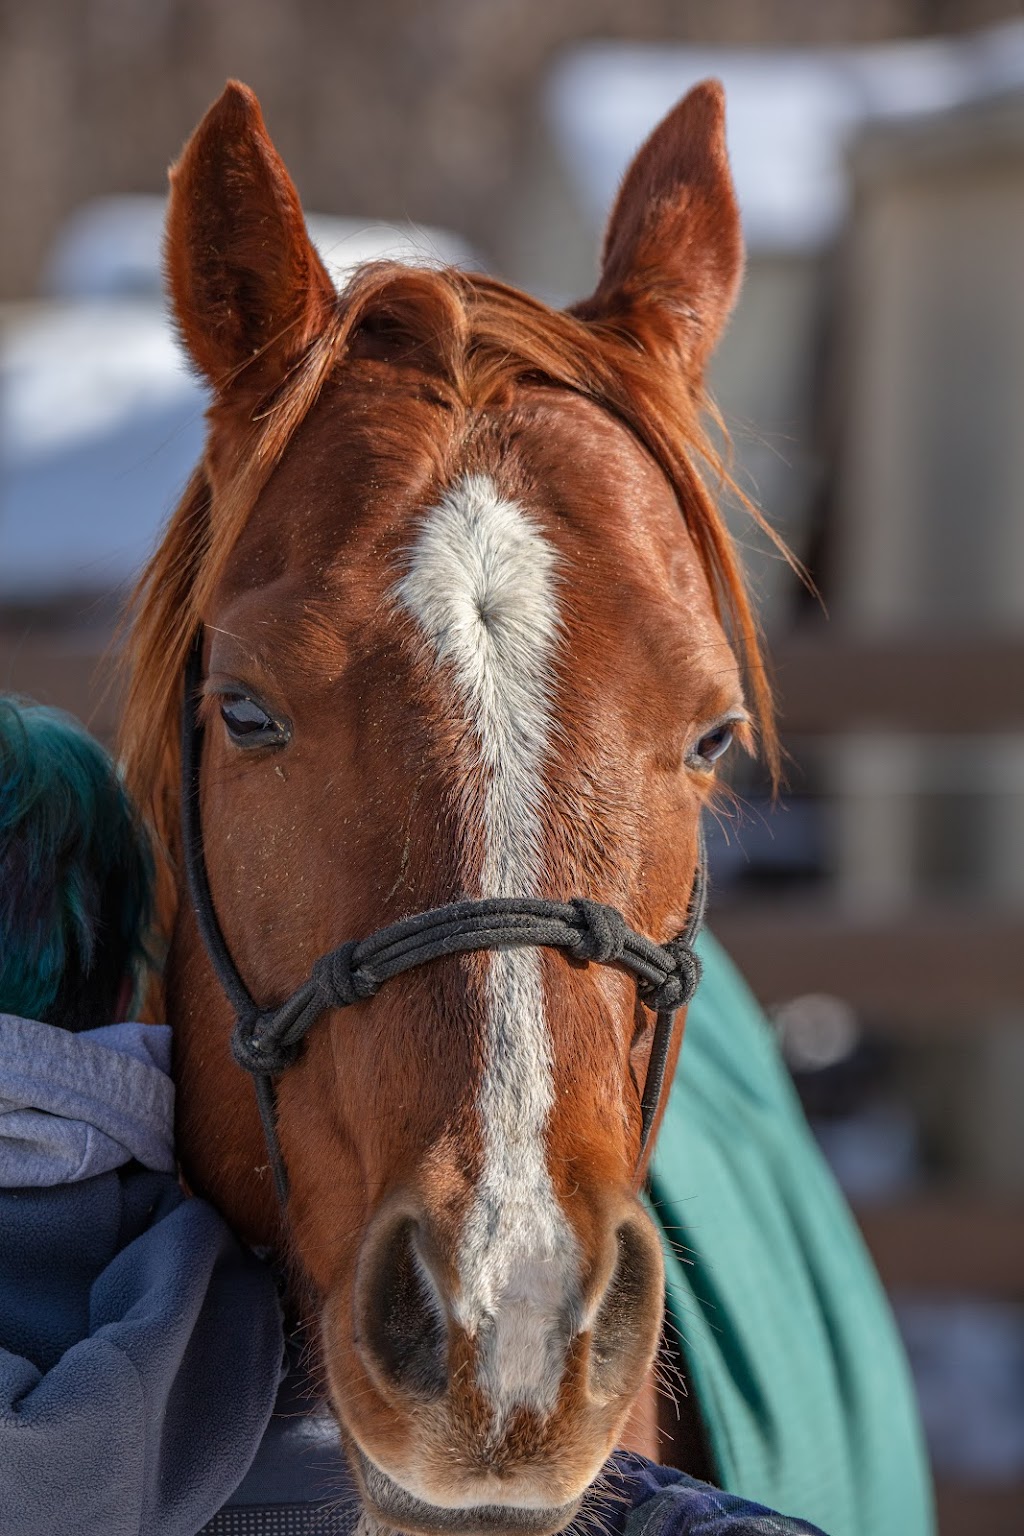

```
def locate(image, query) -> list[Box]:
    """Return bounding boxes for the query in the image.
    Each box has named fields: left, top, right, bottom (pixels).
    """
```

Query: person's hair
left=0, top=697, right=154, bottom=1031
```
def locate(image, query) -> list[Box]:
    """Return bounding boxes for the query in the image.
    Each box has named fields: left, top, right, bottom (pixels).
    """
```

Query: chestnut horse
left=121, top=79, right=777, bottom=1536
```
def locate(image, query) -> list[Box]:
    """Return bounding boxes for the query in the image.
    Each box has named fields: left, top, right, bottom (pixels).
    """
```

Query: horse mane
left=118, top=262, right=782, bottom=873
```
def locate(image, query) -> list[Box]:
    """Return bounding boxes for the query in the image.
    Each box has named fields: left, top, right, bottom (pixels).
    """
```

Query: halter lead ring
left=181, top=631, right=705, bottom=1207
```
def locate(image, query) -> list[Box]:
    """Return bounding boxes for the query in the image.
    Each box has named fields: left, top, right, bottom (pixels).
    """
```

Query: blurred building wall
left=831, top=89, right=1024, bottom=1190
left=837, top=92, right=1024, bottom=635
left=834, top=90, right=1024, bottom=911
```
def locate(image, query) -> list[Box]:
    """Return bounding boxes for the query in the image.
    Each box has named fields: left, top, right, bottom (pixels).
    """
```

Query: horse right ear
left=165, top=81, right=335, bottom=395
left=573, top=80, right=743, bottom=380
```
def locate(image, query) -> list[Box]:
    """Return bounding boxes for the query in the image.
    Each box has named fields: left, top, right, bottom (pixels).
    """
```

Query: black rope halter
left=180, top=631, right=706, bottom=1207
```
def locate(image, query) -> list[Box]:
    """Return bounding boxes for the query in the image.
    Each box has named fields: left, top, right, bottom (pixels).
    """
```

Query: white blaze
left=396, top=472, right=578, bottom=1422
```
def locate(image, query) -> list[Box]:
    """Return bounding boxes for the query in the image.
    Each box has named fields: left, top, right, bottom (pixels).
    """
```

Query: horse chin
left=350, top=1444, right=584, bottom=1536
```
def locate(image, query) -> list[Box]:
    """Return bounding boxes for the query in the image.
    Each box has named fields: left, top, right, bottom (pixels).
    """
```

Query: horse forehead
left=228, top=380, right=715, bottom=654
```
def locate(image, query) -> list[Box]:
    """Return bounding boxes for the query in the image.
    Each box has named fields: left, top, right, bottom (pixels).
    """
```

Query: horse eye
left=219, top=695, right=289, bottom=748
left=692, top=723, right=735, bottom=768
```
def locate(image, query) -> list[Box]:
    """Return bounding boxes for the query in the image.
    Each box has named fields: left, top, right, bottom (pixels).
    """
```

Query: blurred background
left=1, top=3, right=1022, bottom=1532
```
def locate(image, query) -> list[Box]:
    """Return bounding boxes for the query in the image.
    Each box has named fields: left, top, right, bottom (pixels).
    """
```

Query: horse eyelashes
left=691, top=723, right=734, bottom=767
left=219, top=696, right=290, bottom=748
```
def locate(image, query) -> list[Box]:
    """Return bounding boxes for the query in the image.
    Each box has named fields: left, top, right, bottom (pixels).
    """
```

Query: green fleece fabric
left=648, top=932, right=935, bottom=1536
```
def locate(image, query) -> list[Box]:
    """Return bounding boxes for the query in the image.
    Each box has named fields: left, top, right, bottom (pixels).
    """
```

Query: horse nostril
left=589, top=1217, right=663, bottom=1401
left=359, top=1216, right=448, bottom=1401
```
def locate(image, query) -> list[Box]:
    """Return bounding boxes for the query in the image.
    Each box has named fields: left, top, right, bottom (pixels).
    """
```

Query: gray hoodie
left=0, top=1014, right=285, bottom=1536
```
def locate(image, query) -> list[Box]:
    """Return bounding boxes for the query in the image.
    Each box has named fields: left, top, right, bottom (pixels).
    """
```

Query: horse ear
left=573, top=80, right=743, bottom=377
left=165, top=81, right=334, bottom=394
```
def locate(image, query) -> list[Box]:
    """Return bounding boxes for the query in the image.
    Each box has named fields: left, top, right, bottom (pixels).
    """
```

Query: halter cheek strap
left=181, top=631, right=706, bottom=1207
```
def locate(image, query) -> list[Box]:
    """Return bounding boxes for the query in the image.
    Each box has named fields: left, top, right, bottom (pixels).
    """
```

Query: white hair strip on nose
left=396, top=472, right=580, bottom=1420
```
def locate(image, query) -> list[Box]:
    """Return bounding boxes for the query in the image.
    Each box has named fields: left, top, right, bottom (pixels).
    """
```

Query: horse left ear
left=165, top=80, right=335, bottom=395
left=573, top=80, right=743, bottom=377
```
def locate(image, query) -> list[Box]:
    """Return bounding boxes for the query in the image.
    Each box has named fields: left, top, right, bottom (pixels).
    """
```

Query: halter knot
left=637, top=941, right=702, bottom=1014
left=230, top=1012, right=302, bottom=1077
left=311, top=942, right=379, bottom=1010
left=568, top=899, right=628, bottom=964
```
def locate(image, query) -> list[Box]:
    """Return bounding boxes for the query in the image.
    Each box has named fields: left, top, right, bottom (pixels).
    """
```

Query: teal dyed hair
left=0, top=697, right=154, bottom=1030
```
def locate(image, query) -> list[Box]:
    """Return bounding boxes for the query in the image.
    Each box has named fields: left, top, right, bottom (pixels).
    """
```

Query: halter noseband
left=180, top=631, right=706, bottom=1207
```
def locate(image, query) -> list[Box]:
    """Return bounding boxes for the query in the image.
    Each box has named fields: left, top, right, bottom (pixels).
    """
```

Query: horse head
left=122, top=78, right=773, bottom=1536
